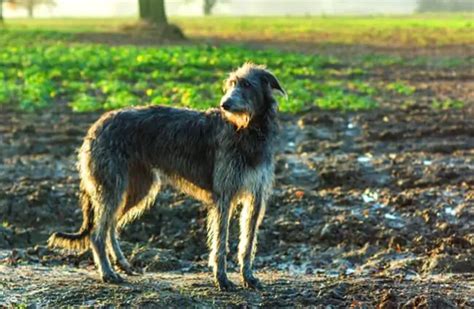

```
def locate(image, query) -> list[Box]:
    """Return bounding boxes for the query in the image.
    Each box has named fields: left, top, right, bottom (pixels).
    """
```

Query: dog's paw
left=116, top=260, right=141, bottom=276
left=242, top=274, right=262, bottom=290
left=129, top=266, right=144, bottom=276
left=102, top=272, right=124, bottom=284
left=215, top=275, right=236, bottom=291
left=121, top=266, right=139, bottom=276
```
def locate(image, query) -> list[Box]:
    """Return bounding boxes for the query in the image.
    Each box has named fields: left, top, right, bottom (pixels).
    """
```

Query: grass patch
left=172, top=15, right=474, bottom=47
left=0, top=30, right=393, bottom=113
left=1, top=15, right=469, bottom=113
left=3, top=14, right=473, bottom=48
left=0, top=18, right=131, bottom=33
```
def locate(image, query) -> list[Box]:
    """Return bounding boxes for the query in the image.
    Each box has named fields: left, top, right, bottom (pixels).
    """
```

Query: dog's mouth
left=222, top=110, right=251, bottom=130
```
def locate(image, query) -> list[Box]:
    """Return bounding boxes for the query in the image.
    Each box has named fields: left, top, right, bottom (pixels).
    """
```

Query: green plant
left=386, top=81, right=416, bottom=95
left=0, top=32, right=387, bottom=113
left=5, top=25, right=463, bottom=113
left=315, top=90, right=378, bottom=111
left=431, top=99, right=464, bottom=110
left=70, top=94, right=102, bottom=112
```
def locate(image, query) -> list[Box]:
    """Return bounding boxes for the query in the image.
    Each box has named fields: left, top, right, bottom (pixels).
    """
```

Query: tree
left=203, top=0, right=217, bottom=15
left=417, top=0, right=474, bottom=12
left=138, top=0, right=184, bottom=39
left=6, top=0, right=55, bottom=18
left=0, top=0, right=3, bottom=23
left=184, top=0, right=226, bottom=16
left=139, top=0, right=168, bottom=26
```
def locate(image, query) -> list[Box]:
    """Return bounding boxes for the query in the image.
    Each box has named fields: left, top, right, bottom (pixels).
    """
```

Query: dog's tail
left=48, top=189, right=94, bottom=252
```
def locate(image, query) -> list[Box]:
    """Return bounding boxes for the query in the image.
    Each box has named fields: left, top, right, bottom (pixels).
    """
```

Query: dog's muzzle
left=220, top=99, right=233, bottom=112
left=220, top=99, right=251, bottom=130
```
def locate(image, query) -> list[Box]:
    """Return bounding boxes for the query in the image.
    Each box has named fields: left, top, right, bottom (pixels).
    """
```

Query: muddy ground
left=1, top=45, right=474, bottom=307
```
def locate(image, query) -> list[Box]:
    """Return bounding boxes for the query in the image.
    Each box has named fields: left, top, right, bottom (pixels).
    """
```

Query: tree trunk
left=138, top=0, right=150, bottom=20
left=203, top=0, right=217, bottom=16
left=0, top=0, right=3, bottom=23
left=139, top=0, right=167, bottom=26
left=137, top=0, right=184, bottom=40
left=27, top=2, right=34, bottom=18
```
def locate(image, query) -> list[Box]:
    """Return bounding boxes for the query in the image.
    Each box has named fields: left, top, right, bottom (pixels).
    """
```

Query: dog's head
left=220, top=63, right=286, bottom=129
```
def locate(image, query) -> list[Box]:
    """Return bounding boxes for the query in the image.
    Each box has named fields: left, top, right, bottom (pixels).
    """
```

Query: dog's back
left=84, top=106, right=221, bottom=193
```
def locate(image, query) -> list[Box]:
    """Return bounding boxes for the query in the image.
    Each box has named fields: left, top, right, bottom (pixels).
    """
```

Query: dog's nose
left=220, top=100, right=232, bottom=111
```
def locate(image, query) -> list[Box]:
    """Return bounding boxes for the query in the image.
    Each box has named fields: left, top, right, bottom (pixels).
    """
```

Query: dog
left=48, top=63, right=285, bottom=291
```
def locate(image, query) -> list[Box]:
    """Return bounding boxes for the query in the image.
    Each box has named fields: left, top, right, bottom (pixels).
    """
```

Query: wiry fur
left=48, top=63, right=285, bottom=290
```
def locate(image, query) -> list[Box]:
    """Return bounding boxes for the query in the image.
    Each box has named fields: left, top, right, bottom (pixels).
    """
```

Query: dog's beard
left=223, top=110, right=250, bottom=130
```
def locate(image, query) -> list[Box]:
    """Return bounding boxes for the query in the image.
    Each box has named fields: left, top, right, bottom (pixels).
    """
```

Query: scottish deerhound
left=48, top=63, right=285, bottom=291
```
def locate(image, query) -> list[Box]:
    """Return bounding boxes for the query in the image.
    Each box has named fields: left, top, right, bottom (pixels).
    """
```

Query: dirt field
left=1, top=38, right=474, bottom=306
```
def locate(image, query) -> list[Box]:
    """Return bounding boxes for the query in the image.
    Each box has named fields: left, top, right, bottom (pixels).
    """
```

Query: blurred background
left=1, top=0, right=473, bottom=17
left=0, top=0, right=473, bottom=307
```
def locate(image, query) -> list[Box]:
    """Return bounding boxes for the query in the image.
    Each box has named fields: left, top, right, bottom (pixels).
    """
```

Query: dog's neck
left=245, top=104, right=279, bottom=141
left=251, top=100, right=278, bottom=125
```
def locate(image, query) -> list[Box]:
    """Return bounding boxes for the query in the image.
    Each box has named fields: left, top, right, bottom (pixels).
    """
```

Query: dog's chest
left=236, top=135, right=273, bottom=168
left=241, top=163, right=273, bottom=193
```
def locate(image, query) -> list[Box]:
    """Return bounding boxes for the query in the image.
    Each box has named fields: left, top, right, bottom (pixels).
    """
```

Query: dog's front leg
left=208, top=196, right=236, bottom=291
left=238, top=191, right=266, bottom=289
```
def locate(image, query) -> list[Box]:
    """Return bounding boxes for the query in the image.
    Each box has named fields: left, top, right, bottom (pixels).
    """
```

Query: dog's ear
left=261, top=70, right=287, bottom=99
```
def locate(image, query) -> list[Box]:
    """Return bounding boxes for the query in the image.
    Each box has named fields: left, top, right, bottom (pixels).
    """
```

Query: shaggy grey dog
left=48, top=63, right=286, bottom=291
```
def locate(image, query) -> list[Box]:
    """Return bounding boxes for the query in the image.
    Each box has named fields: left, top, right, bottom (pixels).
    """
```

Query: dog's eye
left=241, top=80, right=251, bottom=88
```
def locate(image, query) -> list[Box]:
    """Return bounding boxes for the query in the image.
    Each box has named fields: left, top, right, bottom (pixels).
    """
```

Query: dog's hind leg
left=207, top=195, right=236, bottom=291
left=107, top=226, right=134, bottom=275
left=89, top=175, right=127, bottom=284
left=90, top=198, right=124, bottom=283
left=108, top=166, right=160, bottom=275
left=238, top=192, right=266, bottom=289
